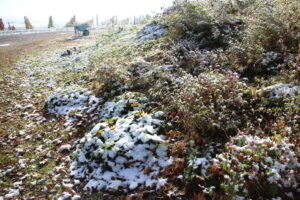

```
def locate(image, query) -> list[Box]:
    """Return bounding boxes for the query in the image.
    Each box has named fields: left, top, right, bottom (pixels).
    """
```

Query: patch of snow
left=0, top=43, right=10, bottom=47
left=259, top=83, right=300, bottom=98
left=72, top=195, right=81, bottom=200
left=44, top=86, right=102, bottom=124
left=13, top=181, right=22, bottom=187
left=18, top=159, right=27, bottom=168
left=58, top=144, right=72, bottom=153
left=99, top=92, right=148, bottom=120
left=213, top=135, right=299, bottom=197
left=192, top=157, right=211, bottom=174
left=137, top=21, right=167, bottom=42
left=57, top=192, right=72, bottom=200
left=71, top=93, right=172, bottom=192
left=4, top=188, right=19, bottom=199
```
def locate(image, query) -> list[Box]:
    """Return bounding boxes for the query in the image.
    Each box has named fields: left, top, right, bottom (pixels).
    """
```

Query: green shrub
left=162, top=0, right=211, bottom=40
left=94, top=65, right=128, bottom=98
left=211, top=134, right=299, bottom=199
left=202, top=0, right=258, bottom=19
left=150, top=70, right=250, bottom=137
left=229, top=0, right=299, bottom=75
left=162, top=0, right=241, bottom=49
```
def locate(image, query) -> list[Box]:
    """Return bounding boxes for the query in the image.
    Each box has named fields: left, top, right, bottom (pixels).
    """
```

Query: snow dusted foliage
left=44, top=86, right=101, bottom=116
left=259, top=83, right=300, bottom=98
left=137, top=21, right=167, bottom=42
left=99, top=92, right=148, bottom=120
left=212, top=134, right=299, bottom=199
left=150, top=71, right=248, bottom=135
left=70, top=92, right=172, bottom=192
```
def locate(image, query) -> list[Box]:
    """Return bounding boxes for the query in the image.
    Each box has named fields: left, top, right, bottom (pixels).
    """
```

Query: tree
left=109, top=16, right=117, bottom=27
left=48, top=16, right=54, bottom=28
left=24, top=16, right=33, bottom=29
left=65, top=15, right=76, bottom=27
left=0, top=18, right=4, bottom=30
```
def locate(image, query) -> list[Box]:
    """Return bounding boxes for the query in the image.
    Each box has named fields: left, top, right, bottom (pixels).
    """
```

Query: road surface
left=0, top=31, right=73, bottom=49
left=0, top=30, right=104, bottom=68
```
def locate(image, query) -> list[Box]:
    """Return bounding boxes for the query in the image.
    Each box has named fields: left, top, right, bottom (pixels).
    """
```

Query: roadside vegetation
left=0, top=0, right=299, bottom=199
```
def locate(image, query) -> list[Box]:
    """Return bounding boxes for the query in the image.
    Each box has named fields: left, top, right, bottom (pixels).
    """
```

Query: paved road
left=0, top=29, right=106, bottom=69
left=0, top=31, right=73, bottom=48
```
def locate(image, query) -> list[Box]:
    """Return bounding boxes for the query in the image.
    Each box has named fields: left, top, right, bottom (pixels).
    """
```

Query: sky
left=0, top=0, right=174, bottom=28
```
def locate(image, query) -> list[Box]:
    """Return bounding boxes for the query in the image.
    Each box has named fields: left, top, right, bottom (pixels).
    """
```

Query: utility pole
left=96, top=15, right=98, bottom=27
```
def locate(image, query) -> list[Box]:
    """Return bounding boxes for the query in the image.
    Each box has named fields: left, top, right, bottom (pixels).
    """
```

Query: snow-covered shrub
left=151, top=71, right=249, bottom=136
left=137, top=21, right=167, bottom=42
left=128, top=64, right=181, bottom=92
left=44, top=86, right=100, bottom=116
left=70, top=92, right=171, bottom=192
left=70, top=110, right=171, bottom=192
left=258, top=83, right=300, bottom=99
left=170, top=41, right=230, bottom=75
left=162, top=0, right=210, bottom=40
left=229, top=0, right=299, bottom=76
left=161, top=0, right=239, bottom=48
left=95, top=65, right=128, bottom=98
left=99, top=92, right=148, bottom=120
left=234, top=88, right=300, bottom=138
left=211, top=134, right=300, bottom=199
left=184, top=140, right=214, bottom=180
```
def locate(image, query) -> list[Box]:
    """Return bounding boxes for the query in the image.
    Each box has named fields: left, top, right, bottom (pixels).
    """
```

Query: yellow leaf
left=140, top=110, right=147, bottom=116
left=97, top=130, right=103, bottom=135
left=251, top=88, right=256, bottom=96
left=157, top=50, right=164, bottom=55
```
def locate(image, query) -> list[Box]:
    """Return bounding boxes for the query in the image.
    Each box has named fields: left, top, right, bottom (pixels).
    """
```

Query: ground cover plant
left=0, top=0, right=299, bottom=199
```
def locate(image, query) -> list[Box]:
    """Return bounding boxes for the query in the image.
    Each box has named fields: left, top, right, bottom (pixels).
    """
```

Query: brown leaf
left=192, top=193, right=206, bottom=200
left=208, top=165, right=220, bottom=174
left=166, top=130, right=183, bottom=136
left=163, top=158, right=185, bottom=176
left=144, top=167, right=152, bottom=175
left=62, top=183, right=76, bottom=195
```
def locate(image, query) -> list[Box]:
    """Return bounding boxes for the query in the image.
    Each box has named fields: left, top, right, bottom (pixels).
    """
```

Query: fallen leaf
left=144, top=167, right=152, bottom=175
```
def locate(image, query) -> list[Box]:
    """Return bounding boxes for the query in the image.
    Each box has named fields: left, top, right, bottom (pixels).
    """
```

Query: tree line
left=0, top=14, right=152, bottom=31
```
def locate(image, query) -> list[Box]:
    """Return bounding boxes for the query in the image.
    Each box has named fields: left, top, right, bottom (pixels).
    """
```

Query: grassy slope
left=0, top=20, right=299, bottom=199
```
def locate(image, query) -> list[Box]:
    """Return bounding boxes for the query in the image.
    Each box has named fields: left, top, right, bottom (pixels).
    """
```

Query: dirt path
left=0, top=32, right=104, bottom=199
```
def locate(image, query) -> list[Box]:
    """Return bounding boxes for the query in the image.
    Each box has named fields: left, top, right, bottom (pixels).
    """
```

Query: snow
left=13, top=181, right=22, bottom=187
left=259, top=83, right=300, bottom=98
left=0, top=43, right=10, bottom=47
left=4, top=189, right=19, bottom=199
left=70, top=92, right=172, bottom=192
left=58, top=144, right=72, bottom=153
left=57, top=192, right=72, bottom=200
left=45, top=86, right=100, bottom=116
left=99, top=92, right=148, bottom=120
left=213, top=135, right=300, bottom=197
left=137, top=21, right=167, bottom=42
left=44, top=86, right=102, bottom=124
left=193, top=157, right=211, bottom=174
left=72, top=195, right=81, bottom=200
left=190, top=145, right=215, bottom=175
left=18, top=159, right=27, bottom=168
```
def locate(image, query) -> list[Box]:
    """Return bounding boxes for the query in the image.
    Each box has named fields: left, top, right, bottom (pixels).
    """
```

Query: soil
left=0, top=30, right=105, bottom=199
